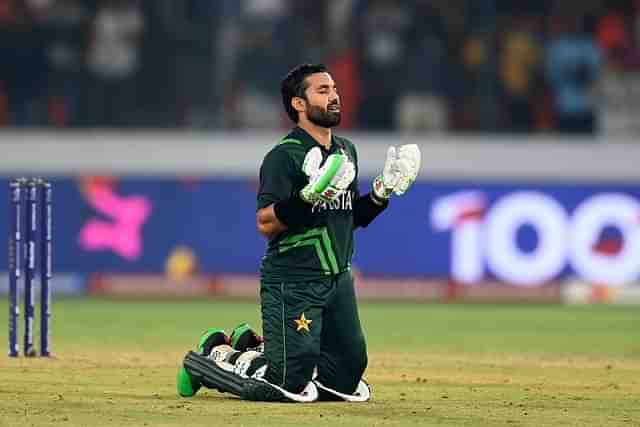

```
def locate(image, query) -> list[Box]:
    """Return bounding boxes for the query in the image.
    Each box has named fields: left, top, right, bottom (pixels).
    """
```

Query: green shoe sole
left=177, top=366, right=201, bottom=397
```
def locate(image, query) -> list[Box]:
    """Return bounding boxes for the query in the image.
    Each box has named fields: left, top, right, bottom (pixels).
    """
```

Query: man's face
left=300, top=72, right=341, bottom=128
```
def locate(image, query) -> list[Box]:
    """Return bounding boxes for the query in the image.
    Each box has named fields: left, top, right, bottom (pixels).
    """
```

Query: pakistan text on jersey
left=311, top=191, right=354, bottom=213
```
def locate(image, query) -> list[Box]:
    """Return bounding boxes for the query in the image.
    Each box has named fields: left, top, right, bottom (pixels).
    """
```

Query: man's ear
left=292, top=97, right=306, bottom=114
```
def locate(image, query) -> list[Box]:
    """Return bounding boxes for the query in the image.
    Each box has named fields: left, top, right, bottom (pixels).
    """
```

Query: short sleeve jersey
left=257, top=127, right=360, bottom=282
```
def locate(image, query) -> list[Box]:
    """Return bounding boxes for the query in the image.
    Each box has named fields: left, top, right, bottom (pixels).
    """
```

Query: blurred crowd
left=1, top=0, right=640, bottom=135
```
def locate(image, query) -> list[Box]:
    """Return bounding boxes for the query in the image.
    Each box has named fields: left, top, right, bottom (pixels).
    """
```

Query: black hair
left=281, top=63, right=328, bottom=123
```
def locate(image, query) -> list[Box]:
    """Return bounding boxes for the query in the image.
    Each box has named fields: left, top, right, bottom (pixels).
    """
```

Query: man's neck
left=298, top=121, right=332, bottom=149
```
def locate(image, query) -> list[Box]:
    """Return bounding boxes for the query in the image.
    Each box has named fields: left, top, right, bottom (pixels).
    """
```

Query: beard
left=306, top=103, right=341, bottom=128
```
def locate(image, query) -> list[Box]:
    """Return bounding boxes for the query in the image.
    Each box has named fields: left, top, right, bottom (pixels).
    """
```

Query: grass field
left=0, top=298, right=638, bottom=426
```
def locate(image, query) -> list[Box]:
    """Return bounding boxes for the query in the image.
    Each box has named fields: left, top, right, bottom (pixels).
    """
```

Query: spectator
left=229, top=0, right=291, bottom=129
left=212, top=0, right=243, bottom=127
left=597, top=3, right=640, bottom=136
left=327, top=44, right=360, bottom=130
left=84, top=0, right=144, bottom=127
left=396, top=1, right=450, bottom=132
left=0, top=0, right=634, bottom=134
left=455, top=34, right=488, bottom=131
left=545, top=15, right=601, bottom=134
left=499, top=15, right=543, bottom=132
left=184, top=0, right=217, bottom=127
left=326, top=0, right=358, bottom=52
left=0, top=0, right=48, bottom=126
left=354, top=0, right=414, bottom=130
left=289, top=1, right=329, bottom=65
left=43, top=0, right=89, bottom=127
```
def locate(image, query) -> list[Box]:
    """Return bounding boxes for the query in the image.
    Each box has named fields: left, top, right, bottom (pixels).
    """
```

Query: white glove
left=394, top=144, right=421, bottom=195
left=300, top=147, right=356, bottom=203
left=372, top=146, right=400, bottom=200
left=372, top=144, right=421, bottom=200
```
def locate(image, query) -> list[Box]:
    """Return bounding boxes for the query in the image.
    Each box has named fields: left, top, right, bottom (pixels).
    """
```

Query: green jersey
left=257, top=127, right=360, bottom=281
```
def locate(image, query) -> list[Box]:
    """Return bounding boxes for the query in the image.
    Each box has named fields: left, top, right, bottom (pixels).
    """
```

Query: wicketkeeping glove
left=372, top=144, right=421, bottom=200
left=300, top=147, right=356, bottom=203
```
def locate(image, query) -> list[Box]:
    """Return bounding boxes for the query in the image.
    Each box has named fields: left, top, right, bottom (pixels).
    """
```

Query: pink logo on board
left=79, top=183, right=152, bottom=260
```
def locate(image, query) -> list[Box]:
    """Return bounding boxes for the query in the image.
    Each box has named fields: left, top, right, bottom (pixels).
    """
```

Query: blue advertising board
left=0, top=176, right=638, bottom=287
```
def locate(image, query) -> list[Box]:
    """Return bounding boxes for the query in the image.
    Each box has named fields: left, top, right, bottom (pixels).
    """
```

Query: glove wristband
left=372, top=175, right=394, bottom=200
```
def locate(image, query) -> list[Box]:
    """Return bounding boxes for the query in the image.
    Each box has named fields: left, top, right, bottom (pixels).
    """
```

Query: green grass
left=0, top=299, right=639, bottom=426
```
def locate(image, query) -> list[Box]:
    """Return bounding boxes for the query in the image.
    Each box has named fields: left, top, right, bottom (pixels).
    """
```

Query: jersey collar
left=289, top=126, right=344, bottom=153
